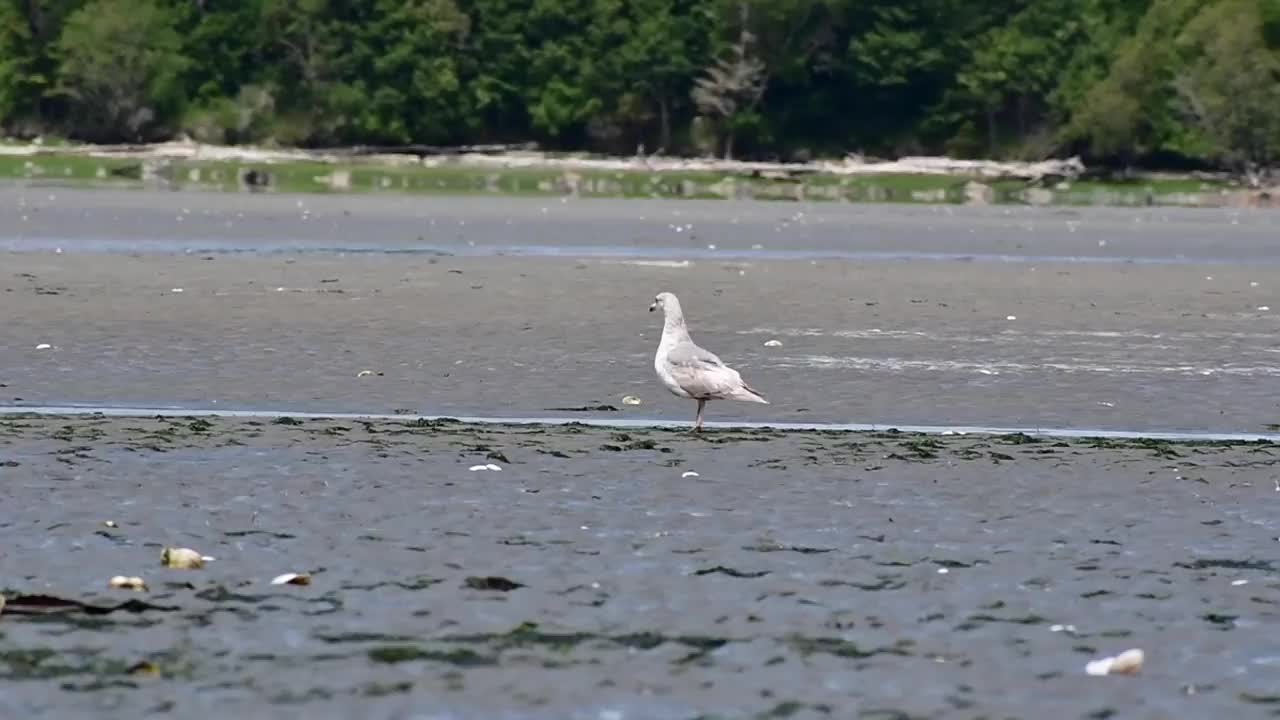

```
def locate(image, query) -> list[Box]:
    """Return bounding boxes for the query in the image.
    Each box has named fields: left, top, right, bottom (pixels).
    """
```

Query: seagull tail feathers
left=733, top=383, right=770, bottom=404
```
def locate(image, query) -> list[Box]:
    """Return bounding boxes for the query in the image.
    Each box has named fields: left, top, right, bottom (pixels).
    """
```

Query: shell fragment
left=161, top=547, right=205, bottom=570
left=1086, top=648, right=1144, bottom=676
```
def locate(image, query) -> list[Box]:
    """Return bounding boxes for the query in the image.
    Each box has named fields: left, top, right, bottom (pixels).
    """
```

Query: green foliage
left=0, top=0, right=39, bottom=123
left=53, top=0, right=190, bottom=141
left=1173, top=0, right=1280, bottom=170
left=0, top=0, right=1272, bottom=173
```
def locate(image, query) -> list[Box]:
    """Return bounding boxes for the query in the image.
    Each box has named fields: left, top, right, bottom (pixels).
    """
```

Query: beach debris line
left=1085, top=648, right=1145, bottom=676
left=0, top=593, right=176, bottom=615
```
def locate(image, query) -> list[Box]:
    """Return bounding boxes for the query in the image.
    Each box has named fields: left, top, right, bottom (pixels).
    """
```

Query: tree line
left=1, top=0, right=1278, bottom=173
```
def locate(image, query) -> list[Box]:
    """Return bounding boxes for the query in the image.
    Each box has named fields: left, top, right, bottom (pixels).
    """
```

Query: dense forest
left=1, top=0, right=1278, bottom=172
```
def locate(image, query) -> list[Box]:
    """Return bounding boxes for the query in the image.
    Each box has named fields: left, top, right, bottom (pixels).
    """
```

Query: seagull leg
left=694, top=399, right=706, bottom=432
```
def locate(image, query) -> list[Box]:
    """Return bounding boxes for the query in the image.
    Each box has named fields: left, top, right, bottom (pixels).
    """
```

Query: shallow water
left=5, top=188, right=1280, bottom=264
left=2, top=415, right=1280, bottom=719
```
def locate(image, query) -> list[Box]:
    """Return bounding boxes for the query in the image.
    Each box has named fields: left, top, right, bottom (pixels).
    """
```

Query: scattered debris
left=356, top=369, right=382, bottom=377
left=1006, top=315, right=1017, bottom=321
left=682, top=471, right=700, bottom=478
left=621, top=395, right=643, bottom=406
left=160, top=547, right=206, bottom=570
left=35, top=343, right=51, bottom=350
left=271, top=573, right=312, bottom=586
left=464, top=575, right=524, bottom=592
left=763, top=339, right=783, bottom=347
left=694, top=566, right=770, bottom=578
left=469, top=463, right=502, bottom=472
left=103, top=520, right=118, bottom=528
left=1086, top=648, right=1144, bottom=676
left=109, top=576, right=148, bottom=591
left=1049, top=624, right=1078, bottom=634
left=127, top=660, right=161, bottom=676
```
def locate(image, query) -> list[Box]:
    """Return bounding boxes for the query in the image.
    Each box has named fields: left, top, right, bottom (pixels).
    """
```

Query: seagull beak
left=648, top=301, right=657, bottom=312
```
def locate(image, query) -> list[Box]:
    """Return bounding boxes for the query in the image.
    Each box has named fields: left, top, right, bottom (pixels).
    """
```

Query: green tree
left=609, top=0, right=711, bottom=152
left=0, top=0, right=84, bottom=133
left=842, top=0, right=1011, bottom=153
left=345, top=0, right=471, bottom=144
left=1171, top=0, right=1280, bottom=176
left=1065, top=0, right=1202, bottom=162
left=0, top=0, right=40, bottom=127
left=943, top=0, right=1088, bottom=157
left=53, top=0, right=189, bottom=141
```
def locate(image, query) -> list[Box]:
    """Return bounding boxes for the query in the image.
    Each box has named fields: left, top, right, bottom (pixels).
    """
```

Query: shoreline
left=3, top=405, right=1278, bottom=443
left=3, top=138, right=1275, bottom=209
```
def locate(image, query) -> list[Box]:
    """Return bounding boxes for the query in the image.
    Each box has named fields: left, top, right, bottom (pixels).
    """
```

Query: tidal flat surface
left=2, top=415, right=1280, bottom=719
left=2, top=250, right=1278, bottom=433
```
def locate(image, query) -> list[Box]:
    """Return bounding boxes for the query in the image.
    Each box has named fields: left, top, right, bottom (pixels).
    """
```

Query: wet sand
left=3, top=188, right=1280, bottom=718
left=2, top=414, right=1279, bottom=719
left=1, top=250, right=1278, bottom=433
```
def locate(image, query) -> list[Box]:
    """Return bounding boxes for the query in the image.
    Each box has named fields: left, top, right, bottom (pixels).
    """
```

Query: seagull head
left=649, top=292, right=678, bottom=313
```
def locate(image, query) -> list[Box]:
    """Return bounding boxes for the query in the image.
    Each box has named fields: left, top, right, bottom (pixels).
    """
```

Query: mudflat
left=1, top=249, right=1277, bottom=433
left=3, top=188, right=1280, bottom=719
left=2, top=414, right=1279, bottom=719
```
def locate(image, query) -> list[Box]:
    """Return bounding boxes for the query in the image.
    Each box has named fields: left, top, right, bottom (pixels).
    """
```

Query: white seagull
left=648, top=291, right=769, bottom=431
